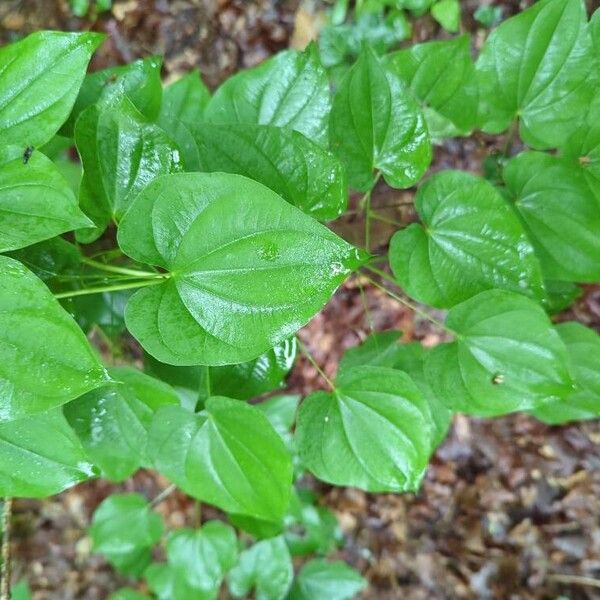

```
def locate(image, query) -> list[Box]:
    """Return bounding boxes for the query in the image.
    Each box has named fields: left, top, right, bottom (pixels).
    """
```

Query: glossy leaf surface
left=389, top=170, right=545, bottom=308
left=289, top=559, right=366, bottom=600
left=425, top=290, right=573, bottom=416
left=330, top=45, right=431, bottom=191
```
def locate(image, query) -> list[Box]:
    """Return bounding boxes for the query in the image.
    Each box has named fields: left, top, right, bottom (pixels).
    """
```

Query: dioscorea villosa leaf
left=288, top=559, right=367, bottom=600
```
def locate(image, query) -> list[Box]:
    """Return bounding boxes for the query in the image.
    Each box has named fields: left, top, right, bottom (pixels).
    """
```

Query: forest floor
left=1, top=1, right=599, bottom=598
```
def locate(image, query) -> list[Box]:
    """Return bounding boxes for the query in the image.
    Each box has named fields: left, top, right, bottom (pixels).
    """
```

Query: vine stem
left=81, top=257, right=161, bottom=278
left=1, top=498, right=12, bottom=600
left=149, top=484, right=177, bottom=508
left=364, top=267, right=453, bottom=334
left=53, top=277, right=168, bottom=300
left=547, top=574, right=600, bottom=589
left=297, top=338, right=335, bottom=391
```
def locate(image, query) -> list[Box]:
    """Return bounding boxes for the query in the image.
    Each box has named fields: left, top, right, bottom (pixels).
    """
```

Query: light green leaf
left=503, top=152, right=600, bottom=282
left=296, top=366, right=432, bottom=492
left=289, top=559, right=366, bottom=600
left=431, top=0, right=461, bottom=32
left=227, top=536, right=293, bottom=600
left=0, top=408, right=96, bottom=497
left=204, top=44, right=330, bottom=146
left=475, top=0, right=594, bottom=149
left=389, top=170, right=545, bottom=308
left=190, top=123, right=347, bottom=220
left=330, top=45, right=431, bottom=192
left=147, top=398, right=292, bottom=521
left=255, top=393, right=300, bottom=438
left=108, top=590, right=149, bottom=600
left=119, top=173, right=366, bottom=366
left=62, top=56, right=163, bottom=136
left=75, top=99, right=182, bottom=242
left=0, top=256, right=108, bottom=422
left=338, top=331, right=405, bottom=372
left=532, top=322, right=600, bottom=423
left=0, top=31, right=103, bottom=147
left=165, top=522, right=238, bottom=600
left=0, top=147, right=91, bottom=252
left=64, top=367, right=179, bottom=481
left=384, top=35, right=478, bottom=137
left=425, top=290, right=574, bottom=416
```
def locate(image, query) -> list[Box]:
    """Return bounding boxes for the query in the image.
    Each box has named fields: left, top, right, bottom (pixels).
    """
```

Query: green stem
left=81, top=257, right=161, bottom=278
left=297, top=338, right=335, bottom=390
left=54, top=277, right=167, bottom=300
left=369, top=211, right=406, bottom=228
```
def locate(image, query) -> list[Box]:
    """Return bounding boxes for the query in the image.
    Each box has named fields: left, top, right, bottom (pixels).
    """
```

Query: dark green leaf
left=147, top=399, right=292, bottom=521
left=330, top=45, right=431, bottom=192
left=476, top=0, right=593, bottom=149
left=0, top=31, right=103, bottom=147
left=0, top=147, right=91, bottom=252
left=227, top=536, right=293, bottom=600
left=389, top=170, right=545, bottom=308
left=119, top=173, right=366, bottom=366
left=0, top=256, right=108, bottom=422
left=67, top=290, right=131, bottom=337
left=532, top=322, right=600, bottom=424
left=296, top=366, right=432, bottom=492
left=190, top=123, right=347, bottom=220
left=503, top=152, right=600, bottom=282
left=425, top=290, right=574, bottom=416
left=75, top=99, right=182, bottom=242
left=544, top=281, right=583, bottom=315
left=64, top=367, right=179, bottom=481
left=0, top=408, right=96, bottom=497
left=289, top=559, right=366, bottom=600
left=204, top=44, right=330, bottom=146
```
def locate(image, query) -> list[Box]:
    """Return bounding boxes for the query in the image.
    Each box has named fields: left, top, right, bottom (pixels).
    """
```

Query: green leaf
left=532, top=322, right=600, bottom=424
left=389, top=170, right=545, bottom=308
left=474, top=5, right=503, bottom=28
left=329, top=45, right=431, bottom=192
left=475, top=0, right=594, bottom=149
left=227, top=536, right=293, bottom=600
left=503, top=152, right=600, bottom=282
left=425, top=290, right=574, bottom=416
left=190, top=123, right=347, bottom=220
left=544, top=280, right=582, bottom=315
left=0, top=147, right=91, bottom=252
left=75, top=99, right=182, bottom=242
left=165, top=522, right=238, bottom=600
left=67, top=289, right=131, bottom=337
left=0, top=256, right=108, bottom=422
left=89, top=493, right=164, bottom=576
left=0, top=31, right=103, bottom=147
left=64, top=367, right=179, bottom=481
left=338, top=331, right=405, bottom=371
left=0, top=408, right=96, bottom=497
left=62, top=56, right=163, bottom=136
left=119, top=173, right=366, bottom=366
left=204, top=44, right=330, bottom=146
left=384, top=35, right=478, bottom=138
left=145, top=563, right=174, bottom=600
left=431, top=0, right=460, bottom=32
left=108, top=590, right=149, bottom=600
left=147, top=398, right=292, bottom=521
left=289, top=559, right=366, bottom=600
left=158, top=71, right=210, bottom=171
left=256, top=393, right=300, bottom=438
left=296, top=366, right=432, bottom=492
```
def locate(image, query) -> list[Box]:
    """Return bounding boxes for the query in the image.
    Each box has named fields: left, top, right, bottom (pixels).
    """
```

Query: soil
left=1, top=1, right=599, bottom=599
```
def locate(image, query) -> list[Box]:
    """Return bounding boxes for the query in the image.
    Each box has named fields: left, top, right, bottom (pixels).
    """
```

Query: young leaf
left=425, top=290, right=574, bottom=416
left=227, top=536, right=293, bottom=600
left=119, top=173, right=366, bottom=366
left=329, top=45, right=431, bottom=192
left=204, top=44, right=330, bottom=146
left=532, top=322, right=600, bottom=424
left=75, top=99, right=182, bottom=242
left=190, top=123, right=348, bottom=220
left=147, top=399, right=293, bottom=522
left=0, top=147, right=91, bottom=252
left=0, top=31, right=103, bottom=147
left=158, top=70, right=210, bottom=171
left=62, top=56, right=163, bottom=136
left=165, top=522, right=238, bottom=600
left=389, top=170, right=545, bottom=308
left=89, top=493, right=164, bottom=576
left=0, top=408, right=96, bottom=497
left=64, top=367, right=180, bottom=481
left=384, top=35, right=478, bottom=138
left=296, top=366, right=432, bottom=492
left=503, top=152, right=600, bottom=282
left=431, top=0, right=461, bottom=33
left=288, top=559, right=366, bottom=600
left=476, top=0, right=594, bottom=149
left=0, top=256, right=108, bottom=422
